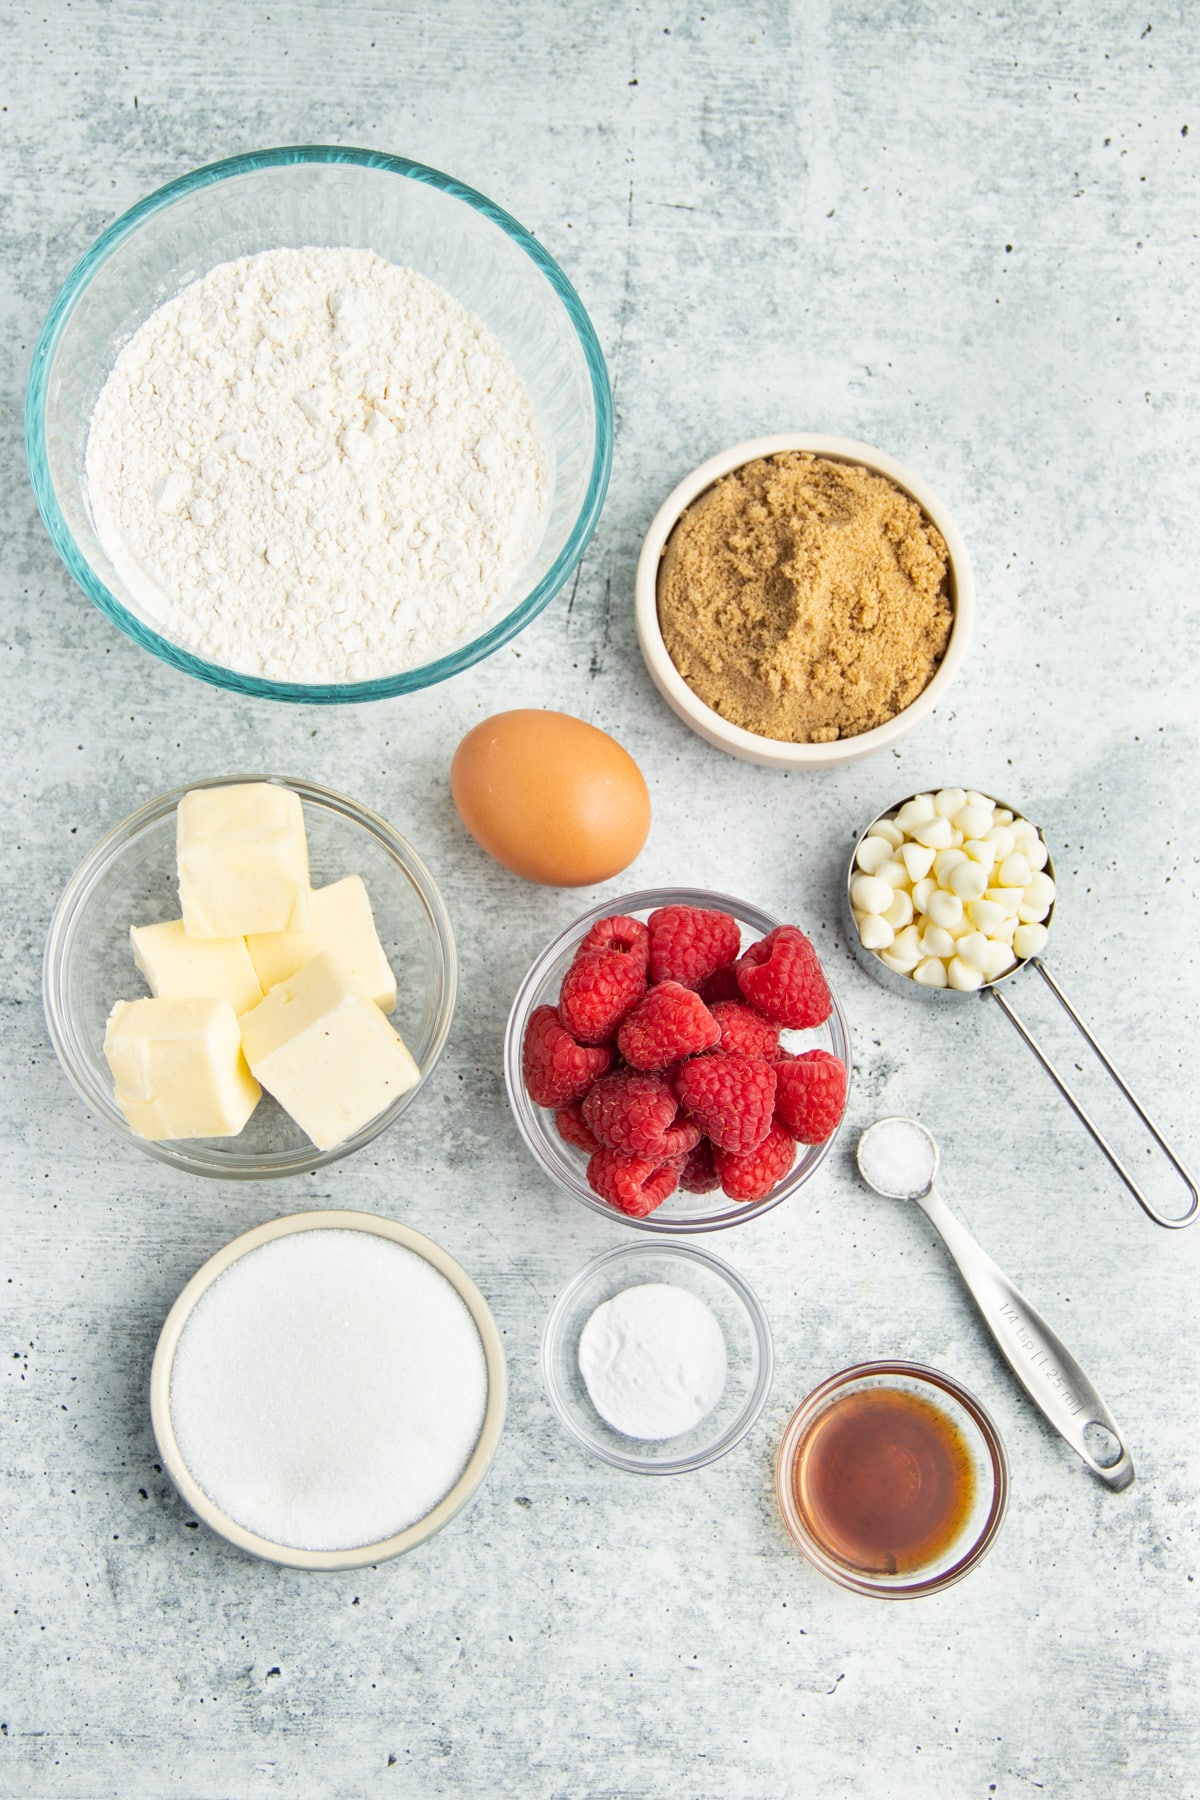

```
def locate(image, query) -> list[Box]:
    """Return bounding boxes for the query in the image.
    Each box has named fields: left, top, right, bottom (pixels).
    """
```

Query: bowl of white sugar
left=151, top=1211, right=507, bottom=1568
left=26, top=146, right=612, bottom=701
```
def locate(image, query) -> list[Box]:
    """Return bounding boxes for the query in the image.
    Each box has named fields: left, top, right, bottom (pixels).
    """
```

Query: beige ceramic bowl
left=150, top=1210, right=507, bottom=1570
left=635, top=433, right=975, bottom=769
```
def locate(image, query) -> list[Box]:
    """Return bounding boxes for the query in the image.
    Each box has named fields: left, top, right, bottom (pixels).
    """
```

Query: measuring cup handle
left=989, top=959, right=1199, bottom=1230
left=919, top=1185, right=1134, bottom=1490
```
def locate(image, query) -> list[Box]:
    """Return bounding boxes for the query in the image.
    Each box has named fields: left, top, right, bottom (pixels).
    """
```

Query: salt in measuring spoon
left=856, top=1116, right=1134, bottom=1491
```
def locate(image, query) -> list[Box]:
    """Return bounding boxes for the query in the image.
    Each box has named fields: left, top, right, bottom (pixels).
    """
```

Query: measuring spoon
left=856, top=1115, right=1134, bottom=1490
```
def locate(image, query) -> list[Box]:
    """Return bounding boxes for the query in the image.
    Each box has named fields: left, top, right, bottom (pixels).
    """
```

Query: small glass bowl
left=503, top=887, right=852, bottom=1233
left=26, top=145, right=612, bottom=702
left=775, top=1361, right=1009, bottom=1598
left=43, top=774, right=456, bottom=1179
left=541, top=1241, right=773, bottom=1474
left=151, top=1210, right=507, bottom=1569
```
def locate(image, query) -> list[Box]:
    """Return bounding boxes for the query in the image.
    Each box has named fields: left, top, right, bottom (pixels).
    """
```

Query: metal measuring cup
left=845, top=791, right=1198, bottom=1230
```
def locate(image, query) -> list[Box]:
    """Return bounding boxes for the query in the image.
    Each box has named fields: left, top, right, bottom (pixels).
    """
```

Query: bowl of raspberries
left=504, top=889, right=851, bottom=1231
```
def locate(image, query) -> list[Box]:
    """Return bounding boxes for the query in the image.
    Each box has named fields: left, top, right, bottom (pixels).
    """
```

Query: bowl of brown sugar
left=635, top=435, right=974, bottom=768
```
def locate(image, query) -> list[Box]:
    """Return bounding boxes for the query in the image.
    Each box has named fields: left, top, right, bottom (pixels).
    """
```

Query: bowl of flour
left=27, top=146, right=613, bottom=701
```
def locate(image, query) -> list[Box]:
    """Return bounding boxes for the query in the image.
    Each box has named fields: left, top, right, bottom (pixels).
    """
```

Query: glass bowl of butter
left=43, top=775, right=456, bottom=1178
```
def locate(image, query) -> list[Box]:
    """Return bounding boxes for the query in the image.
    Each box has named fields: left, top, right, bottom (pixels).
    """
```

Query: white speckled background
left=2, top=4, right=1198, bottom=1796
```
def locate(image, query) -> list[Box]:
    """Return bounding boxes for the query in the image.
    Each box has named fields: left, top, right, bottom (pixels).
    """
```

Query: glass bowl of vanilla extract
left=775, top=1361, right=1009, bottom=1598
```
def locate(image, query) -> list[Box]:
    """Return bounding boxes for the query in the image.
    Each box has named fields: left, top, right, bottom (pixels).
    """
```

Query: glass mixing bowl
left=43, top=774, right=456, bottom=1178
left=541, top=1241, right=773, bottom=1474
left=504, top=887, right=852, bottom=1233
left=25, top=145, right=612, bottom=701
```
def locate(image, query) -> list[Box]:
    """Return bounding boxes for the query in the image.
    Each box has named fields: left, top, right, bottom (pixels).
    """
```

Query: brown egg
left=450, top=710, right=651, bottom=887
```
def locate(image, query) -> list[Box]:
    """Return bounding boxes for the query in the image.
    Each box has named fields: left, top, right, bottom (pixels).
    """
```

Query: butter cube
left=246, top=876, right=397, bottom=1012
left=131, top=919, right=263, bottom=1016
left=240, top=953, right=419, bottom=1152
left=104, top=997, right=261, bottom=1140
left=176, top=783, right=310, bottom=939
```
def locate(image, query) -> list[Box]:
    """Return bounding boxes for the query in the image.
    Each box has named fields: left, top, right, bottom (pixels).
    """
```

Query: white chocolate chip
left=856, top=834, right=895, bottom=875
left=900, top=842, right=936, bottom=882
left=956, top=931, right=991, bottom=971
left=859, top=913, right=895, bottom=950
left=948, top=956, right=985, bottom=992
left=912, top=876, right=937, bottom=914
left=998, top=852, right=1033, bottom=888
left=935, top=787, right=968, bottom=818
left=896, top=794, right=937, bottom=831
left=964, top=790, right=992, bottom=810
left=850, top=874, right=894, bottom=915
left=920, top=925, right=957, bottom=959
left=883, top=889, right=914, bottom=930
left=990, top=914, right=1019, bottom=943
left=984, top=885, right=1023, bottom=917
left=934, top=848, right=968, bottom=884
left=880, top=946, right=921, bottom=974
left=911, top=815, right=954, bottom=850
left=1013, top=922, right=1050, bottom=958
left=876, top=859, right=911, bottom=889
left=954, top=801, right=994, bottom=839
left=967, top=898, right=1006, bottom=935
left=981, top=940, right=1017, bottom=981
left=993, top=809, right=1014, bottom=826
left=1023, top=871, right=1056, bottom=910
left=1024, top=837, right=1049, bottom=872
left=892, top=924, right=923, bottom=961
left=871, top=818, right=906, bottom=849
left=913, top=956, right=949, bottom=988
left=949, top=860, right=988, bottom=902
left=986, top=826, right=1016, bottom=860
left=962, top=839, right=996, bottom=873
left=926, top=889, right=964, bottom=930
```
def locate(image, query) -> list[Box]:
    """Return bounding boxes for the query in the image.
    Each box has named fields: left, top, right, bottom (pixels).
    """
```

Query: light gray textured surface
left=3, top=3, right=1198, bottom=1796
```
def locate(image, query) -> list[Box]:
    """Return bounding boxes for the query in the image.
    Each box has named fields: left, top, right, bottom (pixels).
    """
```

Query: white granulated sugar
left=169, top=1229, right=489, bottom=1552
left=86, top=248, right=548, bottom=682
left=578, top=1283, right=727, bottom=1441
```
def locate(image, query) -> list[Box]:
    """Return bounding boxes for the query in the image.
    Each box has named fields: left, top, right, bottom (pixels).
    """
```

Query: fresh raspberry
left=775, top=1049, right=848, bottom=1144
left=581, top=1070, right=701, bottom=1159
left=586, top=1149, right=683, bottom=1218
left=616, top=981, right=721, bottom=1072
left=698, top=962, right=743, bottom=1005
left=736, top=926, right=832, bottom=1029
left=714, top=1122, right=797, bottom=1202
left=675, top=1052, right=777, bottom=1154
left=710, top=998, right=780, bottom=1060
left=554, top=1099, right=601, bottom=1153
left=578, top=913, right=651, bottom=972
left=679, top=1137, right=720, bottom=1194
left=557, top=948, right=647, bottom=1045
left=522, top=1004, right=612, bottom=1108
left=647, top=904, right=742, bottom=989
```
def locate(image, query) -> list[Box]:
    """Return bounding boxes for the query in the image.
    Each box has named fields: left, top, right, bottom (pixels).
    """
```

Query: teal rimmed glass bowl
left=25, top=145, right=612, bottom=703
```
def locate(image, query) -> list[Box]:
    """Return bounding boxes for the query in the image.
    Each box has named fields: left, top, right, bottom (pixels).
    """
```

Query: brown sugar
left=656, top=453, right=954, bottom=744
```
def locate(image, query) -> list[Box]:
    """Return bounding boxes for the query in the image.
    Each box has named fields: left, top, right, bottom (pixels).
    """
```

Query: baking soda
left=86, top=248, right=547, bottom=683
left=169, top=1228, right=488, bottom=1551
left=578, top=1283, right=726, bottom=1440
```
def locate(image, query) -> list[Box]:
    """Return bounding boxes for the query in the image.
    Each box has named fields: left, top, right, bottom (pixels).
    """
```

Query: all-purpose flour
left=85, top=248, right=548, bottom=682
